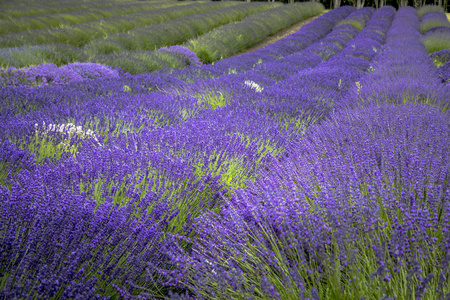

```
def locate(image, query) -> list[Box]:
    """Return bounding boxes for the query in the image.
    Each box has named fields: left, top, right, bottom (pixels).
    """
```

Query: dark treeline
left=212, top=0, right=449, bottom=12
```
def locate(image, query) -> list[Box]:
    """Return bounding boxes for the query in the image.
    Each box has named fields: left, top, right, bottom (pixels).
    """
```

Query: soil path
left=233, top=11, right=327, bottom=57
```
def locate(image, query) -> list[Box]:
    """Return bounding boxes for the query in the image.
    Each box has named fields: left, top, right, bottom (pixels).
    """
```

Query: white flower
left=34, top=122, right=102, bottom=146
left=244, top=80, right=263, bottom=93
left=205, top=259, right=217, bottom=275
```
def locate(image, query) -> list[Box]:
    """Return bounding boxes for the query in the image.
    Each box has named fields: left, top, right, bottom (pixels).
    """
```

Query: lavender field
left=1, top=1, right=450, bottom=299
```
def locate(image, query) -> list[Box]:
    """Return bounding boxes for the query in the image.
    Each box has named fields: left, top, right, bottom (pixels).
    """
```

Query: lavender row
left=167, top=102, right=450, bottom=299
left=205, top=5, right=357, bottom=76
left=419, top=9, right=450, bottom=34
left=342, top=6, right=450, bottom=111
left=1, top=62, right=121, bottom=88
left=245, top=6, right=394, bottom=132
left=0, top=142, right=176, bottom=299
left=251, top=6, right=377, bottom=81
left=420, top=9, right=450, bottom=83
left=173, top=5, right=378, bottom=84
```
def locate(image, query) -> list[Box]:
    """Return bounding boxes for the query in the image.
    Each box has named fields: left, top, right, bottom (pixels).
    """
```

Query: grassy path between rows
left=233, top=10, right=329, bottom=57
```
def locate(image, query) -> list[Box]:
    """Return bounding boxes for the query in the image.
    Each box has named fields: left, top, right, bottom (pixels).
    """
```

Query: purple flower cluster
left=0, top=62, right=119, bottom=87
left=0, top=150, right=172, bottom=298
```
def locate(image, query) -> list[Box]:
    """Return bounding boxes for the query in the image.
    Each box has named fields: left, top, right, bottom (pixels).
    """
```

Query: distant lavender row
left=84, top=2, right=281, bottom=56
left=250, top=6, right=395, bottom=131
left=421, top=13, right=450, bottom=59
left=206, top=5, right=356, bottom=76
left=183, top=2, right=325, bottom=63
left=0, top=1, right=185, bottom=34
left=0, top=2, right=237, bottom=48
left=0, top=2, right=325, bottom=74
left=420, top=10, right=450, bottom=33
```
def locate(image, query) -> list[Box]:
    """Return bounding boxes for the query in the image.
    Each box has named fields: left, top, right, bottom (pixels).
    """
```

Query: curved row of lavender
left=1, top=5, right=450, bottom=300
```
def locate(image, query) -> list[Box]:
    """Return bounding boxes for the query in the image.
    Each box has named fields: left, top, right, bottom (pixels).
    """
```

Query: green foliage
left=423, top=33, right=450, bottom=53
left=0, top=43, right=86, bottom=68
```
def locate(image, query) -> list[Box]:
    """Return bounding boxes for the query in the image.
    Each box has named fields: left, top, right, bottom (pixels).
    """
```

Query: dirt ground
left=232, top=11, right=327, bottom=57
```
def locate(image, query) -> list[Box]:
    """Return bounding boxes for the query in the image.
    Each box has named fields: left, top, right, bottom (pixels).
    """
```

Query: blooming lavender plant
left=0, top=62, right=119, bottom=88
left=158, top=46, right=201, bottom=68
left=60, top=62, right=119, bottom=80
